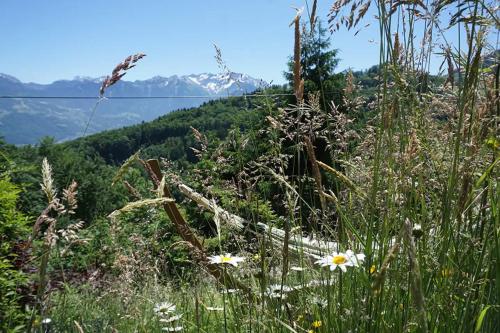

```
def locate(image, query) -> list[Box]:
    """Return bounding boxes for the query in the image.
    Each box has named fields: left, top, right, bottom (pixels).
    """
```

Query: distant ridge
left=0, top=72, right=264, bottom=145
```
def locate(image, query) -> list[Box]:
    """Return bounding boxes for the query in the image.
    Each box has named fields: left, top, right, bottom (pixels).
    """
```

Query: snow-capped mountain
left=182, top=72, right=263, bottom=94
left=0, top=72, right=264, bottom=145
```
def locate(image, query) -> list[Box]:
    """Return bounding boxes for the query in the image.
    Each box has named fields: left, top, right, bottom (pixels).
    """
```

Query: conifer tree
left=284, top=20, right=344, bottom=107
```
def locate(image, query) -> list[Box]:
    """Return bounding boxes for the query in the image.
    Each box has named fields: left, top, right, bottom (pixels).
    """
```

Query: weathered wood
left=144, top=159, right=250, bottom=293
left=176, top=182, right=340, bottom=258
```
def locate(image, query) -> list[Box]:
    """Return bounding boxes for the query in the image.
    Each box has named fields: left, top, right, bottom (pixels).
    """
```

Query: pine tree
left=284, top=20, right=344, bottom=106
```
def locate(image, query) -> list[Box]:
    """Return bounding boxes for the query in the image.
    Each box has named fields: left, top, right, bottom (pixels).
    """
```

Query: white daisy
left=315, top=251, right=361, bottom=272
left=267, top=284, right=293, bottom=293
left=41, top=318, right=52, bottom=324
left=160, top=314, right=183, bottom=323
left=310, top=296, right=328, bottom=308
left=208, top=253, right=245, bottom=267
left=220, top=288, right=240, bottom=294
left=154, top=302, right=176, bottom=315
left=206, top=306, right=224, bottom=311
left=265, top=284, right=293, bottom=299
left=162, top=326, right=183, bottom=332
left=345, top=250, right=366, bottom=267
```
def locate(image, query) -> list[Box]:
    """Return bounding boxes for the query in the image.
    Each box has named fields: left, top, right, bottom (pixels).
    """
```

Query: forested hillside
left=0, top=72, right=263, bottom=144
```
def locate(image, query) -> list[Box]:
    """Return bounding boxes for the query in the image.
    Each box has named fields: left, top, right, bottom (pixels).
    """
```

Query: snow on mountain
left=182, top=72, right=264, bottom=94
left=0, top=72, right=264, bottom=145
left=133, top=72, right=264, bottom=95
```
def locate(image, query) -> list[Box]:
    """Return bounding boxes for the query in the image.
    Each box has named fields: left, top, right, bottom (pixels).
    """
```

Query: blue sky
left=0, top=1, right=497, bottom=84
left=0, top=0, right=382, bottom=84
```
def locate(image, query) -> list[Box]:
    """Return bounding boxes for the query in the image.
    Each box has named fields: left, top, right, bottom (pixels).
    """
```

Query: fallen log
left=176, top=182, right=340, bottom=259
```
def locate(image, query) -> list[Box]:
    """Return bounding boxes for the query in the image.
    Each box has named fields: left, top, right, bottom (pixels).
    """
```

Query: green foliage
left=70, top=97, right=264, bottom=165
left=0, top=177, right=30, bottom=332
left=284, top=20, right=344, bottom=106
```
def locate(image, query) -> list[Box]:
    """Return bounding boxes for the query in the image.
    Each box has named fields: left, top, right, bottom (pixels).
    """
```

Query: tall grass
left=32, top=0, right=499, bottom=332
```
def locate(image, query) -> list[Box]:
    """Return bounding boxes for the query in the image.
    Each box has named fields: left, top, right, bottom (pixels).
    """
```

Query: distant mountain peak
left=180, top=72, right=264, bottom=94
left=0, top=71, right=264, bottom=145
left=72, top=75, right=105, bottom=83
left=0, top=73, right=21, bottom=83
left=0, top=72, right=265, bottom=93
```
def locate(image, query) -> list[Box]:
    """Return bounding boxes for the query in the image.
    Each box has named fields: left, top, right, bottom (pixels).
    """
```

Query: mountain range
left=0, top=72, right=264, bottom=145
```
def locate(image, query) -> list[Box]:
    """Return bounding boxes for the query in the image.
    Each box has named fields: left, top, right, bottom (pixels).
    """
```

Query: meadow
left=1, top=0, right=499, bottom=332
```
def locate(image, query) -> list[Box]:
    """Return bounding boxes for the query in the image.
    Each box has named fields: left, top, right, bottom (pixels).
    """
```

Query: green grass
left=6, top=0, right=500, bottom=332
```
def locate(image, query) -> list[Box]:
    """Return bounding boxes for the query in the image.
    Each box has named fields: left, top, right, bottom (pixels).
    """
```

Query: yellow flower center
left=312, top=320, right=322, bottom=328
left=221, top=256, right=232, bottom=263
left=332, top=255, right=347, bottom=265
left=441, top=268, right=453, bottom=277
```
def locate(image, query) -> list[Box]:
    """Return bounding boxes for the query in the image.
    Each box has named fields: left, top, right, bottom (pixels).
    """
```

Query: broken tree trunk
left=143, top=159, right=250, bottom=293
left=175, top=181, right=340, bottom=259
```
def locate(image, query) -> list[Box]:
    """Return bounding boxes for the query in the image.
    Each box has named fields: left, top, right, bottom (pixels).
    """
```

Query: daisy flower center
left=221, top=256, right=232, bottom=263
left=332, top=255, right=347, bottom=265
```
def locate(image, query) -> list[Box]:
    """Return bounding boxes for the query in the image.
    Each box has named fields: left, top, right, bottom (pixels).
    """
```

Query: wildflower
left=220, top=288, right=240, bottom=295
left=441, top=268, right=453, bottom=278
left=310, top=296, right=327, bottom=308
left=160, top=314, right=183, bottom=323
left=306, top=279, right=324, bottom=288
left=154, top=302, right=176, bottom=315
left=206, top=306, right=224, bottom=311
left=266, top=284, right=293, bottom=299
left=267, top=284, right=293, bottom=293
left=41, top=318, right=52, bottom=324
left=162, top=327, right=183, bottom=332
left=316, top=250, right=365, bottom=272
left=312, top=320, right=322, bottom=328
left=345, top=250, right=366, bottom=266
left=370, top=265, right=376, bottom=274
left=208, top=253, right=245, bottom=267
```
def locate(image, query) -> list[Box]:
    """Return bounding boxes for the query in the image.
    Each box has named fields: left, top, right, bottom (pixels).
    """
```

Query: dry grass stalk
left=190, top=126, right=209, bottom=158
left=291, top=8, right=304, bottom=102
left=62, top=180, right=78, bottom=214
left=317, top=160, right=366, bottom=199
left=345, top=70, right=354, bottom=97
left=403, top=218, right=428, bottom=332
left=99, top=53, right=146, bottom=97
left=393, top=33, right=401, bottom=64
left=84, top=53, right=145, bottom=137
left=304, top=136, right=327, bottom=212
left=107, top=197, right=175, bottom=221
left=444, top=47, right=455, bottom=88
left=310, top=0, right=318, bottom=31
left=41, top=158, right=56, bottom=203
left=74, top=320, right=84, bottom=333
left=213, top=43, right=229, bottom=75
left=328, top=0, right=371, bottom=33
left=213, top=43, right=243, bottom=92
left=123, top=180, right=142, bottom=200
left=112, top=150, right=141, bottom=186
left=372, top=240, right=400, bottom=293
left=31, top=159, right=85, bottom=328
